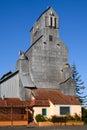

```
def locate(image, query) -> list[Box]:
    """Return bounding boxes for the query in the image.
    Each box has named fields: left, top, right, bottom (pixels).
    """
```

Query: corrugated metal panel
left=20, top=75, right=35, bottom=88
left=1, top=73, right=20, bottom=98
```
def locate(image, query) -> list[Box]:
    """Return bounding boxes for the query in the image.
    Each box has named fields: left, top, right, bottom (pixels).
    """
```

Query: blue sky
left=0, top=0, right=87, bottom=93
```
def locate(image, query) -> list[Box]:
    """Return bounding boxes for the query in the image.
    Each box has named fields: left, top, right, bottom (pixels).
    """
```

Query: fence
left=0, top=107, right=29, bottom=126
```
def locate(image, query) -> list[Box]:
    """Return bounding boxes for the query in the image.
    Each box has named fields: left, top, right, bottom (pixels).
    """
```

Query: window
left=50, top=16, right=56, bottom=28
left=42, top=108, right=47, bottom=116
left=49, top=35, right=53, bottom=41
left=60, top=107, right=70, bottom=115
left=50, top=17, right=52, bottom=27
left=45, top=14, right=57, bottom=28
left=57, top=44, right=60, bottom=47
left=54, top=18, right=56, bottom=28
left=43, top=42, right=47, bottom=44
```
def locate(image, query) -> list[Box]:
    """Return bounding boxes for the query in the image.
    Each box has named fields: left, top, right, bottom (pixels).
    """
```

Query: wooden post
left=26, top=107, right=29, bottom=126
left=11, top=106, right=13, bottom=126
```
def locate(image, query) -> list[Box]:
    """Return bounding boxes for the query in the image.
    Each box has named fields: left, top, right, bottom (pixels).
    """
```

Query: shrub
left=35, top=114, right=46, bottom=122
left=65, top=114, right=74, bottom=121
left=51, top=115, right=58, bottom=123
left=74, top=113, right=81, bottom=121
left=51, top=115, right=67, bottom=123
left=51, top=114, right=81, bottom=123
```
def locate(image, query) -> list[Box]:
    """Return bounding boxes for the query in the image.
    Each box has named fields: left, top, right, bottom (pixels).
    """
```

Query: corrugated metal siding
left=20, top=75, right=35, bottom=88
left=1, top=73, right=20, bottom=98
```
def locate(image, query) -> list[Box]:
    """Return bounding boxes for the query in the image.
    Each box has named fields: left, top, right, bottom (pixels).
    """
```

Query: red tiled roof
left=0, top=98, right=49, bottom=107
left=0, top=98, right=30, bottom=107
left=29, top=99, right=50, bottom=107
left=0, top=89, right=81, bottom=107
left=32, top=89, right=81, bottom=105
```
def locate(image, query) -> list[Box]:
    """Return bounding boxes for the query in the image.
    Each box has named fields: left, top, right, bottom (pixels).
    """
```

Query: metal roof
left=20, top=75, right=35, bottom=88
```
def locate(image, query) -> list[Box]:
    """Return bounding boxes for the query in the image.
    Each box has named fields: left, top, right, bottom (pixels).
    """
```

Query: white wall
left=33, top=103, right=82, bottom=120
left=70, top=105, right=82, bottom=117
left=33, top=106, right=50, bottom=121
left=53, top=105, right=82, bottom=117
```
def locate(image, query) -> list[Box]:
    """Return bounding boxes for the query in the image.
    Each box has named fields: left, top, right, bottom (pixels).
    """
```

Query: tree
left=82, top=107, right=87, bottom=124
left=71, top=63, right=86, bottom=105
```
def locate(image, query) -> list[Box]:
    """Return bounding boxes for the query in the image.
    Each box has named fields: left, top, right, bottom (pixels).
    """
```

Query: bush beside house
left=35, top=114, right=84, bottom=126
left=35, top=114, right=47, bottom=122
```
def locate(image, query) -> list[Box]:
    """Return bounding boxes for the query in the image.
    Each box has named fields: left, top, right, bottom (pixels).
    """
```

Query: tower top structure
left=30, top=7, right=59, bottom=45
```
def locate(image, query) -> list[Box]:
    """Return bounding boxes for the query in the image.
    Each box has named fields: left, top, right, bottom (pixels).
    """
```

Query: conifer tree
left=71, top=63, right=86, bottom=104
